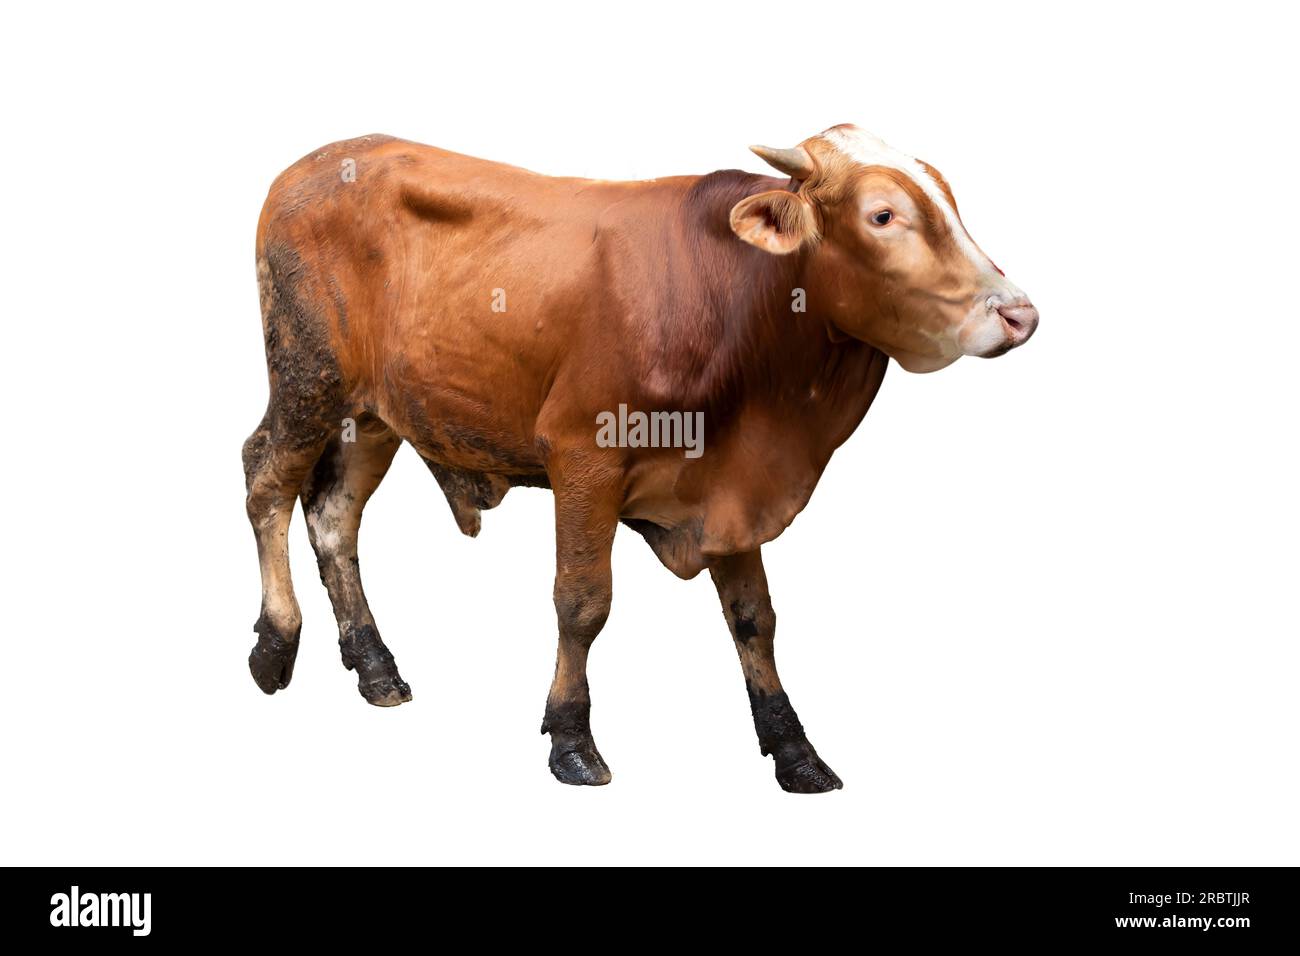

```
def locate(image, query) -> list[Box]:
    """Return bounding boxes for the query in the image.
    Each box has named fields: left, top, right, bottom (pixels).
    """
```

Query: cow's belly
left=394, top=398, right=544, bottom=475
left=376, top=321, right=550, bottom=476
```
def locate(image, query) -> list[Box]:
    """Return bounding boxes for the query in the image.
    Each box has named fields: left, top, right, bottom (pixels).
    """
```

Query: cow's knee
left=554, top=581, right=611, bottom=647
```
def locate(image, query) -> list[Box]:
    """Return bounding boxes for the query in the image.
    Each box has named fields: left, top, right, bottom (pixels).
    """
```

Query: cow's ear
left=729, top=190, right=818, bottom=255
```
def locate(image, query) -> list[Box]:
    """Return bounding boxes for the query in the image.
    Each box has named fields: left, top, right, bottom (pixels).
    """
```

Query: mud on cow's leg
left=710, top=548, right=843, bottom=793
left=301, top=417, right=410, bottom=706
left=243, top=412, right=328, bottom=695
left=243, top=243, right=353, bottom=696
left=540, top=456, right=620, bottom=786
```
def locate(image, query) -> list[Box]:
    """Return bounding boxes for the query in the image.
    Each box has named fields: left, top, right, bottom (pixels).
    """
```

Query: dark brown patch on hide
left=258, top=243, right=347, bottom=451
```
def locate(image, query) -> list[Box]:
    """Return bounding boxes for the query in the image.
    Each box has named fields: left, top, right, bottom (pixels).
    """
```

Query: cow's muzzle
left=974, top=296, right=1039, bottom=357
left=997, top=301, right=1039, bottom=348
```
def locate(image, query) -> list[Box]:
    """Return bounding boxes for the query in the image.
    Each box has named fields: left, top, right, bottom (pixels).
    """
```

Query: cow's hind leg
left=710, top=548, right=843, bottom=793
left=301, top=416, right=409, bottom=706
left=243, top=413, right=328, bottom=694
left=243, top=244, right=348, bottom=694
left=540, top=460, right=620, bottom=785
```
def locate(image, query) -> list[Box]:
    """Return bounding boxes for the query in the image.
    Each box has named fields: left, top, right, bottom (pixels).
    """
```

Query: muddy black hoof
left=357, top=674, right=413, bottom=707
left=340, top=625, right=412, bottom=707
left=249, top=618, right=300, bottom=695
left=340, top=624, right=410, bottom=707
left=774, top=746, right=843, bottom=794
left=548, top=746, right=612, bottom=786
left=541, top=701, right=610, bottom=785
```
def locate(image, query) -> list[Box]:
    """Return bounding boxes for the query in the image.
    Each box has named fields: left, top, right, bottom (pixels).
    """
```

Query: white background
left=2, top=1, right=1296, bottom=866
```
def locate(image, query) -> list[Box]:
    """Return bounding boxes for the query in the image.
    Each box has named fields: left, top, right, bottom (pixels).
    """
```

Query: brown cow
left=243, top=124, right=1038, bottom=792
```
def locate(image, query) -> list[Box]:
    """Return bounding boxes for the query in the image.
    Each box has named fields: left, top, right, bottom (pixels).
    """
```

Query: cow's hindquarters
left=244, top=244, right=410, bottom=705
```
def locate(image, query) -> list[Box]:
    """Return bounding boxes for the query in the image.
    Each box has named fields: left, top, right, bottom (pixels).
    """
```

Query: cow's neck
left=634, top=172, right=889, bottom=567
left=669, top=171, right=887, bottom=446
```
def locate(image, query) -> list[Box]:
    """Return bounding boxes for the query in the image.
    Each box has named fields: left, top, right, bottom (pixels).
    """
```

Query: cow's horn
left=749, top=144, right=815, bottom=181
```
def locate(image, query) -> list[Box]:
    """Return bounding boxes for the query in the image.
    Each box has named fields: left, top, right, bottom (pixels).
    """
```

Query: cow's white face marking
left=815, top=125, right=1036, bottom=372
left=821, top=126, right=995, bottom=280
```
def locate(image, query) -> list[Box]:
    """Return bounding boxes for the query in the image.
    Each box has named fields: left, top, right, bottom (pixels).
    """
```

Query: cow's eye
left=871, top=209, right=894, bottom=226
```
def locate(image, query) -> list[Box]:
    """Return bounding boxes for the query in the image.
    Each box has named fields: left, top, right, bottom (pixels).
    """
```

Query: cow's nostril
left=996, top=303, right=1039, bottom=343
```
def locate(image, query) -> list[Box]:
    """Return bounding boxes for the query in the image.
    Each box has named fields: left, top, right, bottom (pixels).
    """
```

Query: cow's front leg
left=710, top=549, right=843, bottom=793
left=540, top=463, right=619, bottom=786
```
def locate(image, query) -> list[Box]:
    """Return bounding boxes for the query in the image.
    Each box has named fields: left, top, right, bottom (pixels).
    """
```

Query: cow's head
left=731, top=124, right=1038, bottom=372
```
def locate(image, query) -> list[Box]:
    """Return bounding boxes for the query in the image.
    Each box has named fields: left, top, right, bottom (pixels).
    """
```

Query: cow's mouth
left=978, top=339, right=1017, bottom=359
